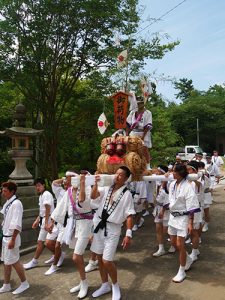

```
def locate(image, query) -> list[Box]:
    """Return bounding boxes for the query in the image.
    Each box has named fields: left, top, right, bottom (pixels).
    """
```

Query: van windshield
left=195, top=146, right=203, bottom=153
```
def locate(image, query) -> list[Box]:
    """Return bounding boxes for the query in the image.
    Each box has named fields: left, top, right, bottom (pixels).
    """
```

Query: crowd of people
left=0, top=149, right=223, bottom=299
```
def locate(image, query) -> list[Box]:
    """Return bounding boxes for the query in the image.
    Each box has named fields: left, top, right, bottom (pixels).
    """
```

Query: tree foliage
left=168, top=84, right=225, bottom=152
left=174, top=78, right=196, bottom=102
left=0, top=0, right=179, bottom=179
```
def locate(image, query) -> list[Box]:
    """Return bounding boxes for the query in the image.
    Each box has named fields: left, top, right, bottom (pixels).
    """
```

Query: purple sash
left=130, top=112, right=144, bottom=130
left=68, top=187, right=93, bottom=220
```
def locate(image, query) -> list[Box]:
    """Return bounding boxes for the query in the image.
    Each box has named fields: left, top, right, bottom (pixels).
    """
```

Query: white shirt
left=168, top=179, right=200, bottom=230
left=126, top=109, right=152, bottom=148
left=202, top=175, right=213, bottom=205
left=51, top=186, right=92, bottom=225
left=39, top=190, right=54, bottom=218
left=92, top=185, right=135, bottom=235
left=206, top=162, right=220, bottom=177
left=212, top=155, right=224, bottom=168
left=52, top=183, right=66, bottom=204
left=0, top=195, right=23, bottom=247
left=128, top=181, right=147, bottom=204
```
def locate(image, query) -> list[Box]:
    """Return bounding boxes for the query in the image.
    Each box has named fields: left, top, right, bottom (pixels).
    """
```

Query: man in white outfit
left=23, top=178, right=55, bottom=270
left=44, top=171, right=77, bottom=275
left=51, top=170, right=94, bottom=299
left=212, top=150, right=224, bottom=177
left=126, top=96, right=153, bottom=170
left=0, top=182, right=29, bottom=295
left=168, top=164, right=200, bottom=283
left=205, top=154, right=220, bottom=188
left=90, top=166, right=135, bottom=300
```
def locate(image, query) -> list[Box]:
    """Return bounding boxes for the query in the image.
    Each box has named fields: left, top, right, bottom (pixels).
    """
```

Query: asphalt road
left=1, top=181, right=225, bottom=300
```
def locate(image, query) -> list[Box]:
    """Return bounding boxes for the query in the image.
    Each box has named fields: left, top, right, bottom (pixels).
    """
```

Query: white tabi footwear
left=12, top=281, right=30, bottom=295
left=202, top=222, right=209, bottom=232
left=185, top=254, right=193, bottom=271
left=85, top=259, right=98, bottom=273
left=23, top=259, right=38, bottom=270
left=172, top=269, right=186, bottom=283
left=112, top=283, right=121, bottom=300
left=132, top=224, right=138, bottom=231
left=153, top=249, right=166, bottom=257
left=77, top=280, right=88, bottom=299
left=168, top=246, right=176, bottom=253
left=57, top=251, right=65, bottom=267
left=142, top=211, right=150, bottom=217
left=44, top=255, right=54, bottom=264
left=44, top=264, right=59, bottom=275
left=0, top=284, right=11, bottom=293
left=138, top=217, right=144, bottom=228
left=92, top=282, right=111, bottom=298
left=185, top=237, right=191, bottom=244
left=70, top=283, right=81, bottom=294
left=190, top=252, right=198, bottom=262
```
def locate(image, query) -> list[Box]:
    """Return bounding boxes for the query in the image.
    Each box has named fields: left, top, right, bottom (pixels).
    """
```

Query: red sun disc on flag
left=118, top=55, right=124, bottom=62
left=98, top=121, right=104, bottom=127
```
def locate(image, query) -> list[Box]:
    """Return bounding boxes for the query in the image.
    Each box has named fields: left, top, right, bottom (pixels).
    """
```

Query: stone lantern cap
left=0, top=127, right=43, bottom=137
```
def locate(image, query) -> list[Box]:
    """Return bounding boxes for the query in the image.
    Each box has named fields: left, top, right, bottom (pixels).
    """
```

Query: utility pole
left=197, top=118, right=199, bottom=146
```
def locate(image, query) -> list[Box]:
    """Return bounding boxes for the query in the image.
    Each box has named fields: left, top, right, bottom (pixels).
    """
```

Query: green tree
left=174, top=78, right=195, bottom=102
left=168, top=85, right=225, bottom=152
left=146, top=93, right=182, bottom=165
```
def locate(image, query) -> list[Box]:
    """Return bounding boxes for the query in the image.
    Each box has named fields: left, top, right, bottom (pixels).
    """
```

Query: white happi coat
left=51, top=186, right=93, bottom=240
left=190, top=181, right=203, bottom=224
left=212, top=155, right=224, bottom=169
left=153, top=184, right=170, bottom=221
left=52, top=183, right=66, bottom=204
left=92, top=185, right=135, bottom=236
left=145, top=180, right=155, bottom=203
left=202, top=175, right=213, bottom=205
left=51, top=183, right=67, bottom=234
left=126, top=109, right=152, bottom=148
left=168, top=179, right=200, bottom=230
left=206, top=162, right=220, bottom=187
left=39, top=190, right=54, bottom=228
left=128, top=181, right=146, bottom=212
left=1, top=195, right=23, bottom=248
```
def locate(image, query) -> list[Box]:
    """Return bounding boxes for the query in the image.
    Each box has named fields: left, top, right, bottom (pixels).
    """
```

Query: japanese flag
left=117, top=49, right=128, bottom=68
left=97, top=113, right=109, bottom=134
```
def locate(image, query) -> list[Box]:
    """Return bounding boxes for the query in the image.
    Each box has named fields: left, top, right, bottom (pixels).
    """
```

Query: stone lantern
left=0, top=103, right=44, bottom=247
left=0, top=103, right=43, bottom=185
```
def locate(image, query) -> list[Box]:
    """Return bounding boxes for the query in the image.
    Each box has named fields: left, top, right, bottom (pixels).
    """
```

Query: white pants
left=168, top=225, right=187, bottom=238
left=91, top=230, right=120, bottom=261
left=1, top=245, right=20, bottom=265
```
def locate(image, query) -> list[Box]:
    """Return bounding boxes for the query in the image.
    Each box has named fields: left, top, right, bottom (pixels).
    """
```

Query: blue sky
left=138, top=0, right=225, bottom=101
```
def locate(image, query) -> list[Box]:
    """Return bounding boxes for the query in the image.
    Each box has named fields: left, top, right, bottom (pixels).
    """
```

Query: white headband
left=188, top=165, right=197, bottom=172
left=158, top=167, right=166, bottom=174
left=66, top=171, right=78, bottom=177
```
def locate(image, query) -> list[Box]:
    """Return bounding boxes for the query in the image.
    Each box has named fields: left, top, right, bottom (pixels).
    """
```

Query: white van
left=177, top=145, right=205, bottom=161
